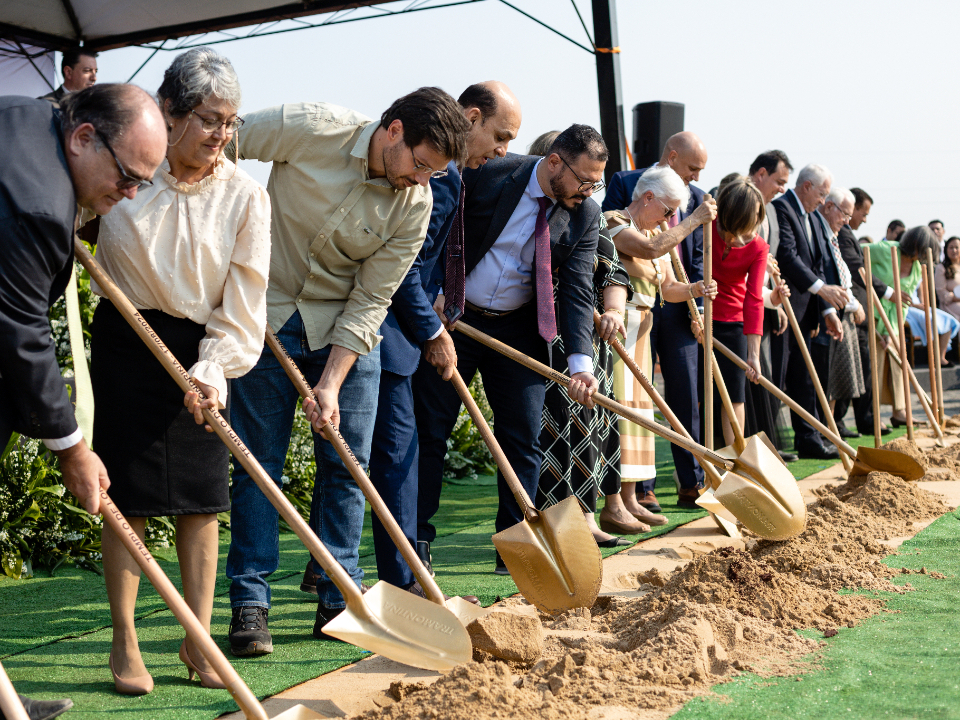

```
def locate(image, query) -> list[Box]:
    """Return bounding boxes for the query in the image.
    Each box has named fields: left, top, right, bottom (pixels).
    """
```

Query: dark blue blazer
left=379, top=163, right=461, bottom=377
left=601, top=168, right=704, bottom=287
left=774, top=191, right=827, bottom=330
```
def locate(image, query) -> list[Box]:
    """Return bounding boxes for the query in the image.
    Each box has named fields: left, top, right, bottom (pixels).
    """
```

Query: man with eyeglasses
left=774, top=164, right=848, bottom=459
left=414, top=124, right=606, bottom=575
left=223, top=88, right=471, bottom=653
left=600, top=131, right=715, bottom=511
left=0, top=84, right=165, bottom=720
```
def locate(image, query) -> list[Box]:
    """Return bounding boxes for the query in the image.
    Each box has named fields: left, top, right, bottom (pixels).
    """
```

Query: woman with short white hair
left=92, top=47, right=271, bottom=694
left=602, top=164, right=717, bottom=525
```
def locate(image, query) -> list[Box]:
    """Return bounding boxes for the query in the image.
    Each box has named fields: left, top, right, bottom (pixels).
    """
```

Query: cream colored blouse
left=94, top=156, right=271, bottom=406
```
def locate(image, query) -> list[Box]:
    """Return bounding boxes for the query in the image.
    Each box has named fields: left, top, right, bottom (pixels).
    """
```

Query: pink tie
left=668, top=206, right=680, bottom=228
left=535, top=197, right=557, bottom=343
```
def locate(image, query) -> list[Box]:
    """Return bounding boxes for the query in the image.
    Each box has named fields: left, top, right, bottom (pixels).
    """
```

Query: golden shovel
left=263, top=326, right=488, bottom=626
left=448, top=369, right=602, bottom=615
left=75, top=242, right=472, bottom=672
left=454, top=322, right=805, bottom=540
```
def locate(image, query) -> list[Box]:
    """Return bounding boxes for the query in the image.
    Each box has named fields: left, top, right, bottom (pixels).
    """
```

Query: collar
left=349, top=121, right=380, bottom=180
left=787, top=188, right=806, bottom=217
left=527, top=157, right=553, bottom=204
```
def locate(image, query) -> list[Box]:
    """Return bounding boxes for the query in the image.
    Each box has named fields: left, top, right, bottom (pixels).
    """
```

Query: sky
left=44, top=0, right=960, bottom=239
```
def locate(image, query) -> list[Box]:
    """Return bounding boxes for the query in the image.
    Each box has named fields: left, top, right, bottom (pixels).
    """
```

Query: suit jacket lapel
left=547, top=203, right=571, bottom=267
left=476, top=161, right=536, bottom=261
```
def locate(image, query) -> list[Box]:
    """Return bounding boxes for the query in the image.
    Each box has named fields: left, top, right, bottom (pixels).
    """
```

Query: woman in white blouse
left=91, top=48, right=270, bottom=695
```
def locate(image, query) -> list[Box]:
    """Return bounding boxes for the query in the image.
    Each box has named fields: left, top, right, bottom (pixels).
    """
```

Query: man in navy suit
left=773, top=164, right=847, bottom=458
left=601, top=132, right=714, bottom=509
left=297, top=83, right=522, bottom=594
left=415, top=126, right=605, bottom=574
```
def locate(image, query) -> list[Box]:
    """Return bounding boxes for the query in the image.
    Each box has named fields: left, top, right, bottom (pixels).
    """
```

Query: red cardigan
left=709, top=219, right=769, bottom=335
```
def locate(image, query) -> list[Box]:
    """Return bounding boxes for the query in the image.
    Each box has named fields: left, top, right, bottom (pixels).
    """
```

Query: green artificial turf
left=0, top=428, right=911, bottom=719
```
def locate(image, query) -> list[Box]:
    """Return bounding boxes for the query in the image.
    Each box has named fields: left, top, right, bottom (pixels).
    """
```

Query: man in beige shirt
left=225, top=87, right=469, bottom=656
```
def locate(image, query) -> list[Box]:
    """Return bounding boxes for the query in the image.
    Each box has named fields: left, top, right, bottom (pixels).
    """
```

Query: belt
left=465, top=300, right=525, bottom=318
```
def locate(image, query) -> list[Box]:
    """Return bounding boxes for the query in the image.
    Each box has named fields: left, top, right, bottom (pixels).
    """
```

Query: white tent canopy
left=0, top=40, right=55, bottom=96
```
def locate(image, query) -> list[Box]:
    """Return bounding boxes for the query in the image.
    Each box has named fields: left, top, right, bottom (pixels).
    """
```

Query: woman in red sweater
left=710, top=178, right=788, bottom=446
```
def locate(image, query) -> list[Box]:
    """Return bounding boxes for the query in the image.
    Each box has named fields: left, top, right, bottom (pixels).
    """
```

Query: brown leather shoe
left=638, top=491, right=662, bottom=513
left=629, top=504, right=669, bottom=526
left=677, top=486, right=703, bottom=509
left=406, top=581, right=480, bottom=606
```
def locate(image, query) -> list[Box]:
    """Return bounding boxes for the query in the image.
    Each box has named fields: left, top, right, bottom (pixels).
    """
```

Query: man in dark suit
left=0, top=85, right=165, bottom=720
left=601, top=132, right=714, bottom=509
left=415, top=125, right=604, bottom=573
left=773, top=164, right=847, bottom=458
left=833, top=188, right=896, bottom=436
left=356, top=82, right=520, bottom=591
left=39, top=49, right=98, bottom=107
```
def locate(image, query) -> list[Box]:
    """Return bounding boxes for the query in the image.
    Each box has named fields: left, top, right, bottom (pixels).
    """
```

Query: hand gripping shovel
left=453, top=322, right=805, bottom=539
left=0, top=662, right=29, bottom=720
left=448, top=369, right=602, bottom=615
left=262, top=325, right=488, bottom=626
left=594, top=309, right=741, bottom=539
left=99, top=490, right=323, bottom=720
left=75, top=242, right=472, bottom=672
left=712, top=336, right=925, bottom=481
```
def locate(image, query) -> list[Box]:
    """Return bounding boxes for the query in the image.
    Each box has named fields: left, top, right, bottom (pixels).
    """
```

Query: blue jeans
left=226, top=311, right=380, bottom=609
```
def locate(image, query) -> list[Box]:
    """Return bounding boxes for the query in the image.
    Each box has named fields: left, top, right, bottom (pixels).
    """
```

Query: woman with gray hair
left=91, top=47, right=270, bottom=694
left=866, top=225, right=941, bottom=425
left=602, top=164, right=717, bottom=524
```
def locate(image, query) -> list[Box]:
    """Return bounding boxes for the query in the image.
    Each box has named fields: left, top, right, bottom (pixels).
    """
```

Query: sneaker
left=228, top=606, right=272, bottom=656
left=416, top=541, right=435, bottom=578
left=313, top=584, right=370, bottom=641
left=494, top=551, right=510, bottom=576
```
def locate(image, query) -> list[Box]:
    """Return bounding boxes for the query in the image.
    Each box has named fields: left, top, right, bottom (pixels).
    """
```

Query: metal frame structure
left=0, top=0, right=627, bottom=177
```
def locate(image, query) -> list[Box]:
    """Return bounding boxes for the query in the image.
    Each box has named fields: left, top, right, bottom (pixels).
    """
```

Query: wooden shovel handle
left=74, top=242, right=367, bottom=613
left=448, top=370, right=539, bottom=522
left=712, top=337, right=856, bottom=459
left=702, top=196, right=714, bottom=451
left=263, top=326, right=447, bottom=606
left=0, top=662, right=29, bottom=720
left=666, top=242, right=746, bottom=451
left=773, top=269, right=853, bottom=471
left=865, top=251, right=883, bottom=447
left=99, top=491, right=268, bottom=720
left=889, top=245, right=915, bottom=441
left=594, top=310, right=725, bottom=489
left=452, top=322, right=734, bottom=472
left=926, top=248, right=946, bottom=424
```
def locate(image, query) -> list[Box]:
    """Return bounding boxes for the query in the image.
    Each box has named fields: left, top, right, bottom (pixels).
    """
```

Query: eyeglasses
left=190, top=109, right=244, bottom=134
left=408, top=146, right=448, bottom=179
left=656, top=196, right=676, bottom=220
left=96, top=130, right=153, bottom=191
left=559, top=155, right=605, bottom=193
left=831, top=203, right=852, bottom=222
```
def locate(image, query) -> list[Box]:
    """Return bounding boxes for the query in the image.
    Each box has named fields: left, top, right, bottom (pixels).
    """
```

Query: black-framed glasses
left=96, top=130, right=153, bottom=191
left=559, top=155, right=605, bottom=193
left=656, top=196, right=676, bottom=220
left=190, top=109, right=244, bottom=134
left=408, top=145, right=448, bottom=179
left=831, top=203, right=852, bottom=222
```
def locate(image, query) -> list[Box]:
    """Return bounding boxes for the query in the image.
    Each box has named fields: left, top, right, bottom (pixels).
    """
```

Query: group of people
left=0, top=44, right=946, bottom=720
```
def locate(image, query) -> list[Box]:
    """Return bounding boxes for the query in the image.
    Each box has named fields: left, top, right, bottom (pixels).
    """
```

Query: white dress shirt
left=463, top=158, right=591, bottom=375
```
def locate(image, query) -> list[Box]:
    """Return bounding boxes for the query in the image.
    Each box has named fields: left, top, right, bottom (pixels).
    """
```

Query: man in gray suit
left=415, top=125, right=604, bottom=574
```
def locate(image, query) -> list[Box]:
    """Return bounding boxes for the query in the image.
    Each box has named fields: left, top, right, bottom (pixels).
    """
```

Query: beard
left=549, top=174, right=587, bottom=211
left=383, top=143, right=415, bottom=191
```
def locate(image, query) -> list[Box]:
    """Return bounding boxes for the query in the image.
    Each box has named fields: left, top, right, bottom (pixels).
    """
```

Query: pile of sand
left=359, top=458, right=950, bottom=720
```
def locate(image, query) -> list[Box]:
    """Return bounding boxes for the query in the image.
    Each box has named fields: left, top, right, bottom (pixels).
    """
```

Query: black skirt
left=712, top=320, right=747, bottom=403
left=90, top=300, right=230, bottom=516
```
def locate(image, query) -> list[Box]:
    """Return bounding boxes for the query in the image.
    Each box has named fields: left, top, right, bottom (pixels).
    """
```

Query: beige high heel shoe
left=179, top=640, right=226, bottom=689
left=109, top=652, right=153, bottom=695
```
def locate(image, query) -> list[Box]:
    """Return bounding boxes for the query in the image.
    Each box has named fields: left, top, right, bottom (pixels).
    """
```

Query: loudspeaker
left=632, top=102, right=685, bottom=169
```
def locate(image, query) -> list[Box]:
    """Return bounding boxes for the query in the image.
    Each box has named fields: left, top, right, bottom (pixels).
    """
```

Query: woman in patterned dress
left=604, top=165, right=717, bottom=519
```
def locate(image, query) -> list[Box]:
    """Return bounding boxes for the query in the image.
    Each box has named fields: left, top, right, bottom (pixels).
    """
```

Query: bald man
left=298, top=82, right=522, bottom=595
left=601, top=132, right=712, bottom=510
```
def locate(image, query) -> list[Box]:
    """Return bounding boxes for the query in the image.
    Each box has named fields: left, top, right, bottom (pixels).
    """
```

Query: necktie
left=442, top=180, right=466, bottom=324
left=803, top=212, right=814, bottom=254
left=829, top=234, right=852, bottom=289
left=535, top=197, right=557, bottom=343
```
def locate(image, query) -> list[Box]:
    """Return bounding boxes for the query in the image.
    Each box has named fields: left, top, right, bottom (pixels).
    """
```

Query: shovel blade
left=492, top=496, right=602, bottom=615
left=445, top=596, right=491, bottom=625
left=695, top=487, right=743, bottom=539
left=852, top=446, right=925, bottom=481
left=321, top=582, right=472, bottom=671
left=271, top=706, right=331, bottom=720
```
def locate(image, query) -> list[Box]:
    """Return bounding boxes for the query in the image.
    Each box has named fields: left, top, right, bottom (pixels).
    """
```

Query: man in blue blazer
left=773, top=165, right=847, bottom=458
left=601, top=132, right=713, bottom=509
left=415, top=126, right=605, bottom=574
left=299, top=83, right=521, bottom=594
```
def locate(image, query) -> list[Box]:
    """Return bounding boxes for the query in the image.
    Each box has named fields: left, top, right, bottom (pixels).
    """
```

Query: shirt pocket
left=339, top=215, right=385, bottom=262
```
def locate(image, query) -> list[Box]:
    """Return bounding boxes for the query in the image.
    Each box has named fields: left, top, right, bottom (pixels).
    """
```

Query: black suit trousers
left=414, top=304, right=548, bottom=543
left=786, top=318, right=825, bottom=450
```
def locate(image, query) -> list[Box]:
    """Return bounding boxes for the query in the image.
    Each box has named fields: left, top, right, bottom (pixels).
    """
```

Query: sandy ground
left=221, top=428, right=960, bottom=720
